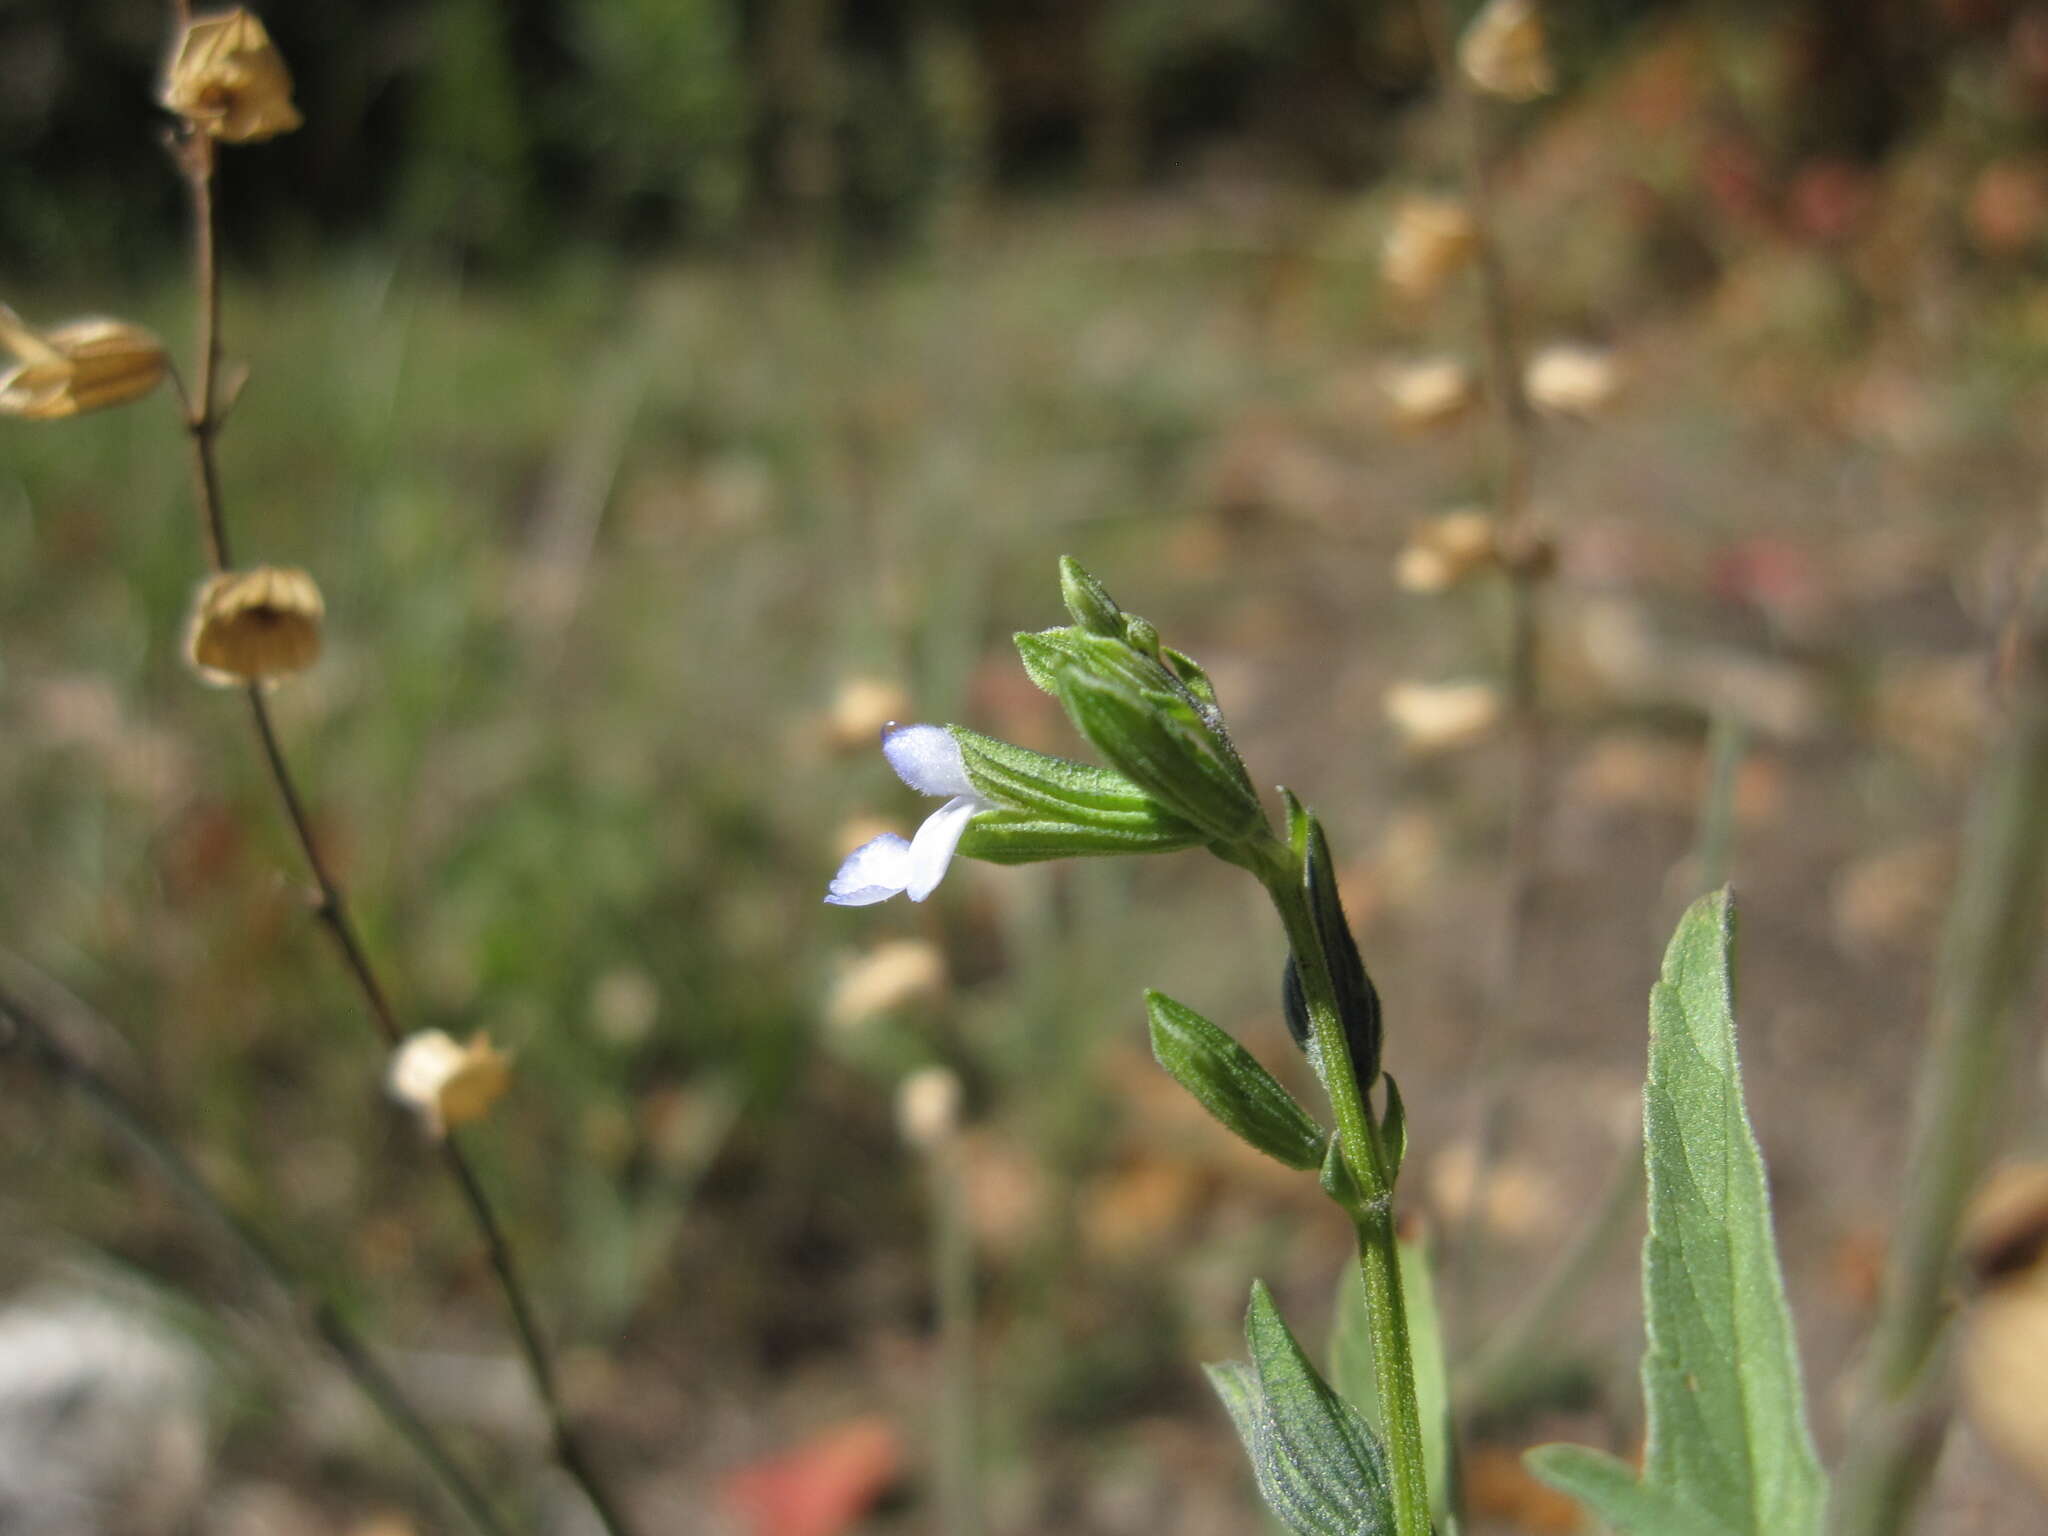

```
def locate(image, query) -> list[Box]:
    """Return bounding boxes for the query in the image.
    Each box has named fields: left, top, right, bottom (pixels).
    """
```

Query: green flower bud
left=1279, top=805, right=1383, bottom=1089
left=1059, top=555, right=1127, bottom=636
left=1059, top=668, right=1266, bottom=844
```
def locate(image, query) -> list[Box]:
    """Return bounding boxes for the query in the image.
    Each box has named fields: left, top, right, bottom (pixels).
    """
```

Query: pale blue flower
left=826, top=724, right=992, bottom=906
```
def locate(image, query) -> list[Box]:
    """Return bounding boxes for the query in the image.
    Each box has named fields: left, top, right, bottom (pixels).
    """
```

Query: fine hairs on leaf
left=1528, top=890, right=1827, bottom=1535
left=1207, top=1281, right=1397, bottom=1536
left=1146, top=990, right=1327, bottom=1171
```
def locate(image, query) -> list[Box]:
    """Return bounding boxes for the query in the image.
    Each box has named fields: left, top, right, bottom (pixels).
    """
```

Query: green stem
left=1830, top=679, right=2048, bottom=1536
left=1254, top=838, right=1431, bottom=1536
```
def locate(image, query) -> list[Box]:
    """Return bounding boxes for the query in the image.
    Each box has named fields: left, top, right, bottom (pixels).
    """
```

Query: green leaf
left=1301, top=814, right=1381, bottom=1087
left=1207, top=1280, right=1396, bottom=1536
left=1061, top=670, right=1265, bottom=843
left=1147, top=991, right=1326, bottom=1170
left=955, top=809, right=1205, bottom=865
left=1163, top=644, right=1220, bottom=710
left=1318, top=1135, right=1364, bottom=1216
left=1059, top=554, right=1127, bottom=636
left=1379, top=1076, right=1407, bottom=1185
left=1280, top=788, right=1312, bottom=861
left=951, top=727, right=1196, bottom=836
left=1013, top=626, right=1089, bottom=696
left=1528, top=890, right=1827, bottom=1535
left=1331, top=1234, right=1454, bottom=1535
left=1524, top=1447, right=1731, bottom=1536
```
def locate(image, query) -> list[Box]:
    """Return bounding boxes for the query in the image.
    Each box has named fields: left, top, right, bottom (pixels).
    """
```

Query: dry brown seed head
left=1460, top=0, right=1556, bottom=102
left=1383, top=679, right=1504, bottom=752
left=183, top=566, right=325, bottom=687
left=1395, top=509, right=1503, bottom=594
left=1382, top=357, right=1479, bottom=432
left=0, top=306, right=167, bottom=420
left=1383, top=197, right=1479, bottom=302
left=896, top=1065, right=964, bottom=1151
left=161, top=8, right=303, bottom=144
left=387, top=1030, right=513, bottom=1138
left=1526, top=343, right=1622, bottom=417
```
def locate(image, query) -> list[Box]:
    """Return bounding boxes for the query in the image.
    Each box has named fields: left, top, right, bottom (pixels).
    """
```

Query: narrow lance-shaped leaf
left=1528, top=890, right=1827, bottom=1535
left=1147, top=991, right=1326, bottom=1171
left=1207, top=1281, right=1396, bottom=1536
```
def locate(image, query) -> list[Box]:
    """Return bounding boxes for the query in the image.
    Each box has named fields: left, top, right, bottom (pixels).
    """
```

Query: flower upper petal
left=904, top=795, right=982, bottom=901
left=882, top=723, right=975, bottom=798
left=825, top=833, right=915, bottom=906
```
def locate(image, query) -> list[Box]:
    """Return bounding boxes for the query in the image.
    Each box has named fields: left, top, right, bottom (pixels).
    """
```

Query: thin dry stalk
left=0, top=974, right=515, bottom=1536
left=1830, top=631, right=2048, bottom=1536
left=159, top=39, right=638, bottom=1535
left=1416, top=0, right=1550, bottom=1319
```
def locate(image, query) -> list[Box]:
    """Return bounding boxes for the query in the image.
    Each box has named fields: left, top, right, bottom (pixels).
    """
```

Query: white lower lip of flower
left=825, top=792, right=990, bottom=905
left=826, top=722, right=989, bottom=905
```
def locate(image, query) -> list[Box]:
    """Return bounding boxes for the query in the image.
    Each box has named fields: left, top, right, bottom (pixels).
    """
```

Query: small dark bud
left=1278, top=815, right=1383, bottom=1088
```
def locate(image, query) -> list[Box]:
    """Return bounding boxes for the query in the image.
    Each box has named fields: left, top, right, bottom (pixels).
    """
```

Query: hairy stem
left=1255, top=839, right=1431, bottom=1536
left=162, top=54, right=637, bottom=1536
left=0, top=976, right=514, bottom=1536
left=1830, top=666, right=2048, bottom=1536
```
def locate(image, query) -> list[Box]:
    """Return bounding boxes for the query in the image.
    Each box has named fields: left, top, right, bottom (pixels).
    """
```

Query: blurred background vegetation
left=3, top=0, right=2023, bottom=270
left=4, top=1, right=2048, bottom=1533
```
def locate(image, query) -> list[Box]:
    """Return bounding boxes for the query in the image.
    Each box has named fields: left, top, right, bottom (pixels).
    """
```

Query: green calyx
left=1013, top=560, right=1266, bottom=847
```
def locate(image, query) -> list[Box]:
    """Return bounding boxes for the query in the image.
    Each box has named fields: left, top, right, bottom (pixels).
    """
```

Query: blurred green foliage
left=1, top=0, right=1999, bottom=273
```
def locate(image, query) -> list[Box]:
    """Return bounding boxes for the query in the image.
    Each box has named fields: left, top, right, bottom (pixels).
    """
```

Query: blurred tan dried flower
left=0, top=306, right=167, bottom=420
left=161, top=8, right=303, bottom=143
left=1382, top=197, right=1479, bottom=302
left=183, top=566, right=325, bottom=686
left=589, top=966, right=661, bottom=1046
left=1960, top=1163, right=2048, bottom=1499
left=1428, top=1137, right=1565, bottom=1242
left=1525, top=343, right=1622, bottom=417
left=826, top=939, right=947, bottom=1034
left=1459, top=0, right=1556, bottom=102
left=826, top=676, right=913, bottom=753
left=1395, top=509, right=1501, bottom=594
left=1384, top=679, right=1504, bottom=752
left=1382, top=357, right=1479, bottom=432
left=896, top=1065, right=963, bottom=1151
left=388, top=1030, right=512, bottom=1138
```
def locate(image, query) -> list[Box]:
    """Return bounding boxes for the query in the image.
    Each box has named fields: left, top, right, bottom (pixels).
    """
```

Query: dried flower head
left=1382, top=357, right=1479, bottom=432
left=183, top=566, right=325, bottom=686
left=1383, top=197, right=1479, bottom=302
left=0, top=307, right=168, bottom=421
left=1395, top=509, right=1501, bottom=594
left=896, top=1065, right=963, bottom=1151
left=826, top=676, right=913, bottom=753
left=1459, top=0, right=1555, bottom=102
left=1383, top=680, right=1504, bottom=752
left=388, top=1030, right=513, bottom=1137
left=826, top=939, right=948, bottom=1034
left=1960, top=1164, right=2048, bottom=1499
left=1526, top=343, right=1622, bottom=417
left=161, top=8, right=303, bottom=144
